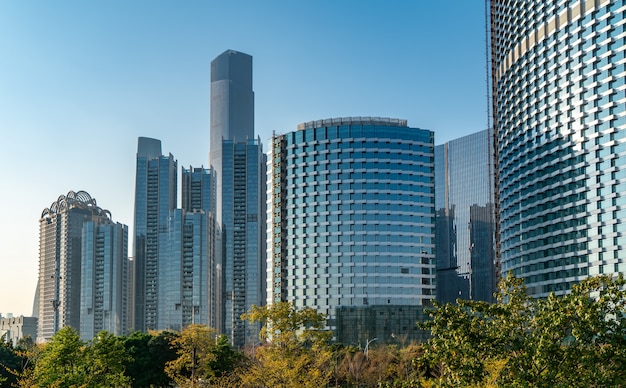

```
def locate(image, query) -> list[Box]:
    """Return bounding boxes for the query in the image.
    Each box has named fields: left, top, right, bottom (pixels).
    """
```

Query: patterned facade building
left=268, top=117, right=435, bottom=344
left=491, top=0, right=626, bottom=296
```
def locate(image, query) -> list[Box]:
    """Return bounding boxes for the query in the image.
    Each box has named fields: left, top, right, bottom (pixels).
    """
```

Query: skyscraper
left=209, top=50, right=265, bottom=348
left=210, top=50, right=254, bottom=223
left=268, top=117, right=435, bottom=345
left=157, top=166, right=216, bottom=330
left=491, top=0, right=626, bottom=296
left=38, top=190, right=126, bottom=342
left=80, top=220, right=129, bottom=340
left=133, top=137, right=177, bottom=331
left=435, top=130, right=496, bottom=303
left=220, top=139, right=265, bottom=347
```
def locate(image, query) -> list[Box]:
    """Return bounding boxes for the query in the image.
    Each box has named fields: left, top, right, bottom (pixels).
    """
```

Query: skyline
left=0, top=1, right=488, bottom=316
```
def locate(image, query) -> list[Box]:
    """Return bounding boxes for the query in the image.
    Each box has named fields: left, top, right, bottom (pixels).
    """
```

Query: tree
left=123, top=330, right=178, bottom=387
left=0, top=334, right=21, bottom=386
left=83, top=331, right=131, bottom=387
left=239, top=302, right=334, bottom=388
left=31, top=326, right=86, bottom=387
left=420, top=273, right=626, bottom=387
left=165, top=324, right=237, bottom=387
left=207, top=334, right=243, bottom=379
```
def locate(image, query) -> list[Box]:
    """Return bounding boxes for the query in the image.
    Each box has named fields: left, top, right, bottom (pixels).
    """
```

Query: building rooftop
left=297, top=117, right=408, bottom=130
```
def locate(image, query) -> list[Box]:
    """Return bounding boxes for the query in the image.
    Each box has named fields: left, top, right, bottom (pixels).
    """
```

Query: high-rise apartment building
left=491, top=0, right=626, bottom=296
left=268, top=117, right=435, bottom=345
left=133, top=137, right=177, bottom=331
left=220, top=139, right=265, bottom=347
left=157, top=166, right=216, bottom=330
left=435, top=130, right=496, bottom=303
left=80, top=220, right=129, bottom=340
left=209, top=50, right=266, bottom=348
left=38, top=190, right=127, bottom=342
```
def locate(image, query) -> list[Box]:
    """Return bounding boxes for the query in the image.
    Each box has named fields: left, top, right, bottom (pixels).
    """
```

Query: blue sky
left=0, top=1, right=488, bottom=316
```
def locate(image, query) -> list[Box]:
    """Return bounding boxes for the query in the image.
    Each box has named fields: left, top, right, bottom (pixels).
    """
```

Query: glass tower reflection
left=435, top=130, right=496, bottom=303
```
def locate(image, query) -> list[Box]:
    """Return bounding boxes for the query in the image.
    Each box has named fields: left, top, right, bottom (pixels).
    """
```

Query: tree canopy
left=420, top=273, right=626, bottom=387
left=240, top=301, right=334, bottom=388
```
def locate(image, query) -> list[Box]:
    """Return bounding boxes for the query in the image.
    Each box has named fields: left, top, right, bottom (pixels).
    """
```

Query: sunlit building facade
left=38, top=190, right=126, bottom=342
left=221, top=139, right=266, bottom=348
left=209, top=50, right=266, bottom=348
left=80, top=220, right=129, bottom=340
left=133, top=137, right=177, bottom=331
left=268, top=117, right=435, bottom=344
left=435, top=130, right=496, bottom=303
left=157, top=166, right=216, bottom=331
left=491, top=0, right=626, bottom=296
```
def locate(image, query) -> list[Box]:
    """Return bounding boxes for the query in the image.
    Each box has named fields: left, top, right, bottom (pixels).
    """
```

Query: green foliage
left=0, top=333, right=21, bottom=386
left=83, top=331, right=131, bottom=387
left=421, top=273, right=626, bottom=387
left=208, top=334, right=243, bottom=378
left=26, top=327, right=132, bottom=388
left=31, top=326, right=86, bottom=387
left=123, top=330, right=178, bottom=387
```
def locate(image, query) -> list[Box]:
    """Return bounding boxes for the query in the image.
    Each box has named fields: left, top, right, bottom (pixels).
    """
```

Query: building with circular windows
left=491, top=0, right=626, bottom=296
left=267, top=117, right=435, bottom=344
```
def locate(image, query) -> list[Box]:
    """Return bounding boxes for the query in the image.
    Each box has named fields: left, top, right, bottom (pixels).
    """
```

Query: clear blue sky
left=0, top=1, right=488, bottom=316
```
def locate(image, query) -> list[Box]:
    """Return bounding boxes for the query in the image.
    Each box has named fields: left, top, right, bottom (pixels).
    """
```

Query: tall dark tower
left=209, top=50, right=265, bottom=348
left=210, top=50, right=255, bottom=223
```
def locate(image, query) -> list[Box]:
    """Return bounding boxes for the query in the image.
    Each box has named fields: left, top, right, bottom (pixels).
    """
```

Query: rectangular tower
left=80, top=221, right=129, bottom=340
left=38, top=191, right=124, bottom=342
left=210, top=50, right=254, bottom=223
left=209, top=50, right=266, bottom=348
left=221, top=139, right=266, bottom=348
left=155, top=166, right=216, bottom=331
left=434, top=130, right=496, bottom=303
left=133, top=137, right=177, bottom=332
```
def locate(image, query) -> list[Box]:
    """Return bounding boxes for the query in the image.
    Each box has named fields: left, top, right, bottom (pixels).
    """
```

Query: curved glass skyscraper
left=268, top=117, right=435, bottom=344
left=491, top=1, right=626, bottom=296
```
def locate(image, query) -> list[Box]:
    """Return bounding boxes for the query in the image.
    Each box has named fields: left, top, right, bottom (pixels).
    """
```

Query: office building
left=435, top=130, right=496, bottom=303
left=133, top=137, right=177, bottom=331
left=491, top=0, right=626, bottom=296
left=80, top=220, right=129, bottom=340
left=38, top=190, right=125, bottom=342
left=210, top=50, right=254, bottom=223
left=268, top=117, right=435, bottom=344
left=209, top=50, right=266, bottom=348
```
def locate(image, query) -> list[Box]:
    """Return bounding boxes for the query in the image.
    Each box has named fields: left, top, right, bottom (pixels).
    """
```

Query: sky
left=0, top=1, right=488, bottom=317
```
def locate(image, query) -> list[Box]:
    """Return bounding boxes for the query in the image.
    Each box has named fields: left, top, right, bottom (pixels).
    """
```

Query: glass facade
left=158, top=209, right=211, bottom=331
left=38, top=190, right=125, bottom=342
left=268, top=117, right=435, bottom=344
left=209, top=50, right=265, bottom=348
left=435, top=130, right=496, bottom=303
left=80, top=220, right=129, bottom=340
left=221, top=138, right=266, bottom=348
left=491, top=0, right=626, bottom=296
left=133, top=137, right=177, bottom=331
